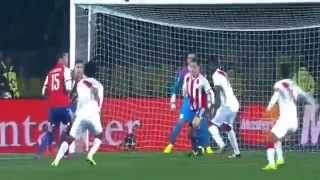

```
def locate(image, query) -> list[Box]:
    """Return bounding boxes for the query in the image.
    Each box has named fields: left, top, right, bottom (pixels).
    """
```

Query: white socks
left=88, top=138, right=102, bottom=159
left=53, top=141, right=69, bottom=164
left=227, top=129, right=240, bottom=155
left=275, top=141, right=284, bottom=162
left=267, top=148, right=276, bottom=166
left=209, top=125, right=225, bottom=149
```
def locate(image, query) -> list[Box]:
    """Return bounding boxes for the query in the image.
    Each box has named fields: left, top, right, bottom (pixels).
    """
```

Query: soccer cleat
left=86, top=156, right=97, bottom=166
left=262, top=164, right=277, bottom=171
left=163, top=144, right=173, bottom=154
left=51, top=161, right=59, bottom=167
left=206, top=147, right=214, bottom=154
left=228, top=153, right=241, bottom=159
left=276, top=159, right=285, bottom=167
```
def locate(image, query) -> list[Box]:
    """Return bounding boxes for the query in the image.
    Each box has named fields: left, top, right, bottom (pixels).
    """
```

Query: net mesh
left=76, top=4, right=320, bottom=152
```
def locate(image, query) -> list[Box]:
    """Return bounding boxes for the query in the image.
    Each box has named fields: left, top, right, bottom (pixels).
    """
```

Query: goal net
left=74, top=3, right=320, bottom=152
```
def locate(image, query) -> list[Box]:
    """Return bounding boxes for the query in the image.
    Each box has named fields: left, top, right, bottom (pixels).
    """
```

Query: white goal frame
left=69, top=0, right=319, bottom=68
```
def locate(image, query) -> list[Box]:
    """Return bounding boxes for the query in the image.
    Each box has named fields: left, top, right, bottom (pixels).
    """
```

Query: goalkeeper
left=163, top=55, right=214, bottom=154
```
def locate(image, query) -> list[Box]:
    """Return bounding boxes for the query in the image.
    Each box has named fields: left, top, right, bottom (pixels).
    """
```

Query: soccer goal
left=70, top=0, right=320, bottom=152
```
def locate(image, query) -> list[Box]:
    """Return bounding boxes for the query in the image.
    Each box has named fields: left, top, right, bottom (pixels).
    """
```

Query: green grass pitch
left=0, top=151, right=319, bottom=180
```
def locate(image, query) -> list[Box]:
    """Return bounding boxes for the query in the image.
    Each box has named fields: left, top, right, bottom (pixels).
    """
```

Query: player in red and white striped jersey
left=181, top=59, right=215, bottom=154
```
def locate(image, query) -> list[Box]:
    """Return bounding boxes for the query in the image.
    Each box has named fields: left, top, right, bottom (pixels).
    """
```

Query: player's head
left=73, top=59, right=84, bottom=79
left=189, top=57, right=200, bottom=77
left=84, top=61, right=96, bottom=77
left=185, top=53, right=197, bottom=66
left=210, top=55, right=224, bottom=70
left=56, top=51, right=69, bottom=66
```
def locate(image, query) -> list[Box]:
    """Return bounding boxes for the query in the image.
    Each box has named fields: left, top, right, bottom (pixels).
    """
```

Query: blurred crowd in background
left=0, top=0, right=69, bottom=98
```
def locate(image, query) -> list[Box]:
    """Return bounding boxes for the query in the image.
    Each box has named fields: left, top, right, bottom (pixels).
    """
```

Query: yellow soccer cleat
left=51, top=161, right=59, bottom=167
left=86, top=156, right=97, bottom=166
left=276, top=159, right=285, bottom=167
left=163, top=144, right=173, bottom=154
left=262, top=164, right=277, bottom=171
left=206, top=146, right=214, bottom=154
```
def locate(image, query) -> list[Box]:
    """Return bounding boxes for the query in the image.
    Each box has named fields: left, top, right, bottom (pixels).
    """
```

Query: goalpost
left=70, top=0, right=320, bottom=152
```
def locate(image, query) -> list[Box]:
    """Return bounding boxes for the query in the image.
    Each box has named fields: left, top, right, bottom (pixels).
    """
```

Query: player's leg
left=36, top=108, right=57, bottom=158
left=164, top=99, right=192, bottom=153
left=223, top=109, right=241, bottom=158
left=221, top=123, right=241, bottom=158
left=262, top=120, right=287, bottom=171
left=51, top=116, right=79, bottom=167
left=274, top=119, right=297, bottom=167
left=208, top=108, right=226, bottom=152
left=274, top=140, right=284, bottom=166
left=86, top=115, right=103, bottom=165
left=262, top=133, right=279, bottom=171
left=197, top=118, right=213, bottom=154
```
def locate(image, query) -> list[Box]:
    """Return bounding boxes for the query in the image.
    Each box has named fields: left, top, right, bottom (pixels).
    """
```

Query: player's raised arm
left=41, top=75, right=48, bottom=96
left=64, top=67, right=72, bottom=92
left=267, top=88, right=279, bottom=111
left=293, top=83, right=316, bottom=105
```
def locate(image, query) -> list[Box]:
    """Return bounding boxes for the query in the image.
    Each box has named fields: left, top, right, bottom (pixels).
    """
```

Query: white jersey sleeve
left=267, top=90, right=280, bottom=111
left=42, top=75, right=48, bottom=96
left=64, top=67, right=72, bottom=92
left=202, top=77, right=215, bottom=105
left=93, top=80, right=104, bottom=110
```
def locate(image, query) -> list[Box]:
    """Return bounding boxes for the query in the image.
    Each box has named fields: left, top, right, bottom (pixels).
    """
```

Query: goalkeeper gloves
left=192, top=115, right=201, bottom=129
left=192, top=109, right=205, bottom=129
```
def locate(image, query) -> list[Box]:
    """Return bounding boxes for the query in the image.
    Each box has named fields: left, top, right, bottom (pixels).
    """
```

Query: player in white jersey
left=262, top=79, right=315, bottom=171
left=209, top=67, right=241, bottom=158
left=51, top=62, right=104, bottom=167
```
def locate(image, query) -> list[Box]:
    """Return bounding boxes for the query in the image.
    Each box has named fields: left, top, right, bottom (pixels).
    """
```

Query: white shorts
left=271, top=117, right=298, bottom=139
left=69, top=112, right=102, bottom=138
left=211, top=106, right=237, bottom=127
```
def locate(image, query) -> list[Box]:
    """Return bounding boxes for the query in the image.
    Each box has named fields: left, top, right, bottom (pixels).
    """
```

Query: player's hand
left=266, top=106, right=272, bottom=112
left=192, top=116, right=201, bottom=129
left=170, top=103, right=176, bottom=111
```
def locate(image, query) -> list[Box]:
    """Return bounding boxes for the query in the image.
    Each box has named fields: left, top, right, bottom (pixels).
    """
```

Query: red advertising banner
left=0, top=99, right=191, bottom=153
left=239, top=104, right=278, bottom=145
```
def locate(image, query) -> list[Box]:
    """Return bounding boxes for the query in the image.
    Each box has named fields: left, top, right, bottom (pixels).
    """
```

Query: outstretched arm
left=267, top=89, right=279, bottom=111
left=294, top=85, right=315, bottom=105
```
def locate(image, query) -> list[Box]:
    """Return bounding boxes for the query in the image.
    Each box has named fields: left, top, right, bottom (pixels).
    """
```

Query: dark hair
left=190, top=56, right=200, bottom=66
left=84, top=61, right=96, bottom=77
left=184, top=53, right=197, bottom=65
left=55, top=51, right=68, bottom=61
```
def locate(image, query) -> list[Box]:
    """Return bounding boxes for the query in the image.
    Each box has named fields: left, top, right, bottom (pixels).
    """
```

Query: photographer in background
left=0, top=54, right=20, bottom=98
left=0, top=51, right=12, bottom=99
left=293, top=66, right=315, bottom=96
